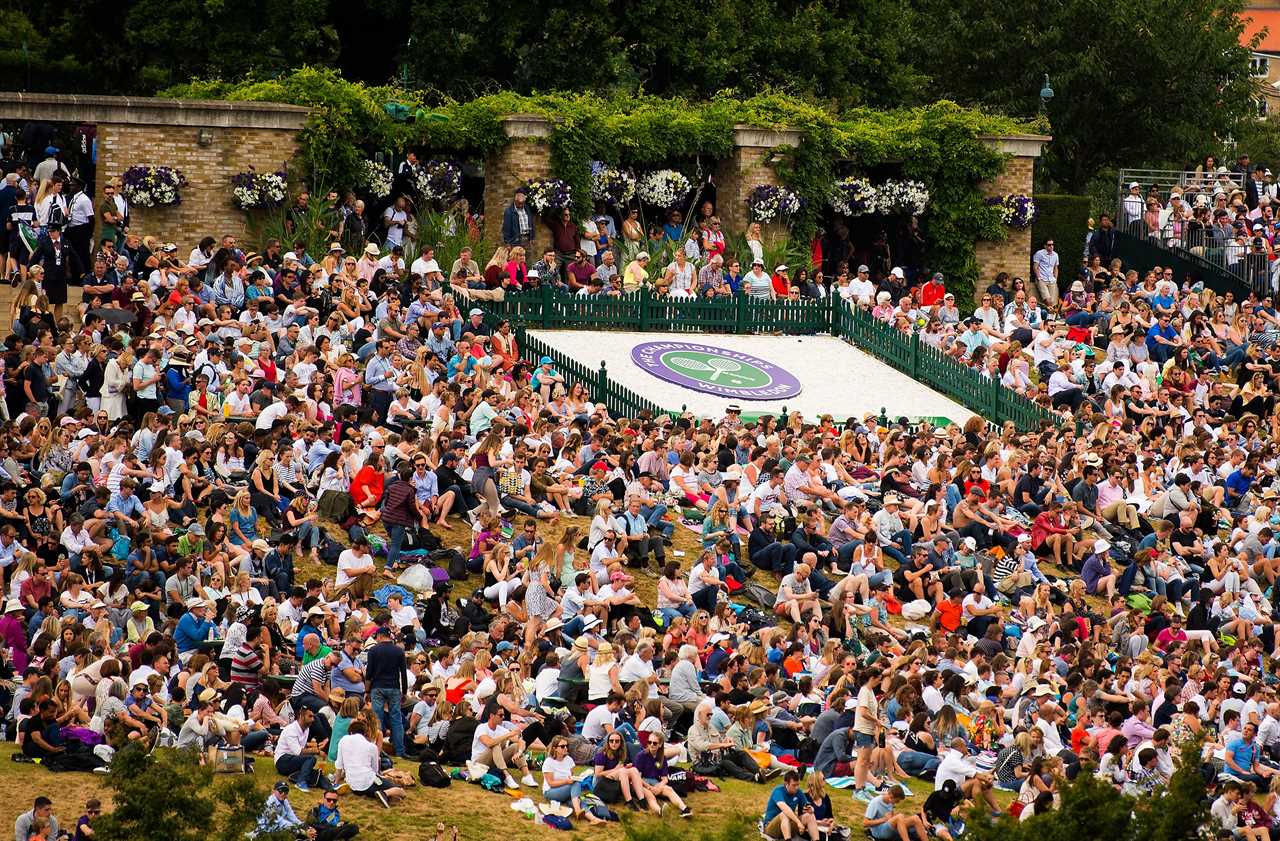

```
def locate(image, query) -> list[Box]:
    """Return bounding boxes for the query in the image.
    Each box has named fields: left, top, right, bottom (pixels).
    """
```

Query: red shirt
left=920, top=280, right=946, bottom=307
left=350, top=465, right=385, bottom=508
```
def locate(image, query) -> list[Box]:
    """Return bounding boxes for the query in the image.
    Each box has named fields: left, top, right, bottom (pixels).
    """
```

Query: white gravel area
left=530, top=330, right=976, bottom=425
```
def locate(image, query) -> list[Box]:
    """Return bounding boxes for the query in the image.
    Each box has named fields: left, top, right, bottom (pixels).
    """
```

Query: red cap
left=591, top=460, right=608, bottom=472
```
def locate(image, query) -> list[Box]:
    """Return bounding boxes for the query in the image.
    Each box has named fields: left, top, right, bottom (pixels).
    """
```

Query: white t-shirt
left=854, top=684, right=879, bottom=735
left=335, top=733, right=381, bottom=791
left=541, top=754, right=576, bottom=793
left=336, top=550, right=373, bottom=587
left=582, top=704, right=617, bottom=742
left=471, top=720, right=514, bottom=762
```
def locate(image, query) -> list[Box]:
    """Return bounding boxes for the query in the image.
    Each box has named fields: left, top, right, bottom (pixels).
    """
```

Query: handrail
left=447, top=284, right=1060, bottom=430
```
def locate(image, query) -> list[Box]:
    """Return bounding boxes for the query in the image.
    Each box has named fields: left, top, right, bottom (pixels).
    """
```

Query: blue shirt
left=764, top=784, right=809, bottom=823
left=1227, top=736, right=1259, bottom=772
left=1225, top=470, right=1253, bottom=502
left=1145, top=322, right=1177, bottom=352
left=864, top=795, right=897, bottom=840
left=106, top=492, right=144, bottom=519
left=174, top=611, right=214, bottom=654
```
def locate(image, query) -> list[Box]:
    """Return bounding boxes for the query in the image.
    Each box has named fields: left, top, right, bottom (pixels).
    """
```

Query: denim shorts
left=853, top=731, right=877, bottom=749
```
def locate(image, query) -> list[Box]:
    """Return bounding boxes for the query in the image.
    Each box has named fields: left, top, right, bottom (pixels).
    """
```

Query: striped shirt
left=229, top=642, right=263, bottom=689
left=290, top=658, right=331, bottom=698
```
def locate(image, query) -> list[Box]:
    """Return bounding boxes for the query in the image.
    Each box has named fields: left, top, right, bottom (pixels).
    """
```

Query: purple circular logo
left=630, top=341, right=803, bottom=400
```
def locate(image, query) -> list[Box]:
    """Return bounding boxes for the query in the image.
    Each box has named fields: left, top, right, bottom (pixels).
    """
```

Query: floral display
left=828, top=177, right=878, bottom=216
left=525, top=178, right=573, bottom=213
left=231, top=169, right=288, bottom=210
left=873, top=179, right=930, bottom=216
left=590, top=162, right=637, bottom=206
left=357, top=159, right=393, bottom=199
left=119, top=165, right=187, bottom=207
left=987, top=193, right=1038, bottom=228
left=414, top=159, right=463, bottom=203
left=745, top=184, right=801, bottom=223
left=637, top=169, right=693, bottom=209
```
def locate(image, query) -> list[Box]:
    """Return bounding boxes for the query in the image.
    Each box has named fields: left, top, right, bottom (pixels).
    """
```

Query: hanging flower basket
left=525, top=178, right=573, bottom=213
left=231, top=169, right=288, bottom=210
left=829, top=177, right=877, bottom=216
left=590, top=162, right=637, bottom=207
left=637, top=169, right=693, bottom=209
left=414, top=159, right=463, bottom=204
left=873, top=179, right=930, bottom=216
left=119, top=165, right=187, bottom=208
left=745, top=184, right=801, bottom=224
left=358, top=160, right=393, bottom=199
left=987, top=194, right=1038, bottom=229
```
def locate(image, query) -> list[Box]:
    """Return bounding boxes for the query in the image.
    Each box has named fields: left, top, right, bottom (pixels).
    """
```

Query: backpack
left=319, top=537, right=344, bottom=566
left=737, top=607, right=774, bottom=632
left=432, top=548, right=467, bottom=582
left=742, top=582, right=777, bottom=609
left=418, top=760, right=452, bottom=788
left=795, top=737, right=819, bottom=765
left=442, top=716, right=479, bottom=765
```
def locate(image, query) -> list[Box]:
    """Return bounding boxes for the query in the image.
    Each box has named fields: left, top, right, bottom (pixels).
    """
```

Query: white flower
left=358, top=160, right=393, bottom=199
left=637, top=170, right=692, bottom=209
left=829, top=177, right=878, bottom=216
left=873, top=179, right=929, bottom=216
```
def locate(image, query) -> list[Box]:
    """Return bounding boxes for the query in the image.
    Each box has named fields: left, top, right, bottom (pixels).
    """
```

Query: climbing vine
left=167, top=67, right=1031, bottom=298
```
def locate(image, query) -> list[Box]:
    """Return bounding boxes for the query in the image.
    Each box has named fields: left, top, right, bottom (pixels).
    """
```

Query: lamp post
left=1039, top=74, right=1054, bottom=114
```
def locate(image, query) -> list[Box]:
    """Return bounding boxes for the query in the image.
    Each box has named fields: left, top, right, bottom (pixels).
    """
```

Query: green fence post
left=539, top=283, right=551, bottom=329
left=909, top=332, right=920, bottom=381
left=736, top=293, right=747, bottom=334
left=639, top=287, right=650, bottom=332
left=598, top=360, right=610, bottom=414
left=990, top=378, right=1003, bottom=424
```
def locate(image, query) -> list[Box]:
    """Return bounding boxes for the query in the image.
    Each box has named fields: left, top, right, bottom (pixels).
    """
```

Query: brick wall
left=974, top=135, right=1050, bottom=297
left=716, top=127, right=803, bottom=246
left=482, top=139, right=553, bottom=256
left=97, top=123, right=301, bottom=250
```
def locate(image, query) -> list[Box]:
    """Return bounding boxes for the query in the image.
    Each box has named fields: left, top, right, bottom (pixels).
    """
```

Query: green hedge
left=166, top=67, right=1033, bottom=298
left=1031, top=194, right=1091, bottom=264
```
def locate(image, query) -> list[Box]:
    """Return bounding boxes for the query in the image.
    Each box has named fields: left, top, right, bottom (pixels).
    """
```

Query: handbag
left=592, top=775, right=623, bottom=803
left=692, top=750, right=723, bottom=777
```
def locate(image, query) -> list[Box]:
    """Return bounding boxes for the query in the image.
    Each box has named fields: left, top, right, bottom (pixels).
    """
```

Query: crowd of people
left=5, top=139, right=1280, bottom=841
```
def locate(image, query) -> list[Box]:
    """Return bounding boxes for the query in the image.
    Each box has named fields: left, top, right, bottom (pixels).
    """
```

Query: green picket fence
left=451, top=283, right=1058, bottom=430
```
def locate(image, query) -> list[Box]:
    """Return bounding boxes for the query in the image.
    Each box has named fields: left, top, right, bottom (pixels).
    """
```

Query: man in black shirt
left=22, top=700, right=64, bottom=758
left=20, top=346, right=51, bottom=416
left=434, top=449, right=480, bottom=515
left=365, top=626, right=408, bottom=758
left=1013, top=461, right=1047, bottom=516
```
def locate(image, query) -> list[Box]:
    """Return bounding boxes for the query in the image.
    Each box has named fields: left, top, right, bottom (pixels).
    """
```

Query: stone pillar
left=482, top=114, right=554, bottom=256
left=715, top=125, right=803, bottom=243
left=974, top=133, right=1050, bottom=291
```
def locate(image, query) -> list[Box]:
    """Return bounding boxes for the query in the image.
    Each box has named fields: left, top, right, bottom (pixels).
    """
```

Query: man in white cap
left=1122, top=181, right=1144, bottom=228
left=173, top=595, right=215, bottom=662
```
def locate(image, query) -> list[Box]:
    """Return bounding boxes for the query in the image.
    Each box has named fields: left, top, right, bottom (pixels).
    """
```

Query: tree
left=93, top=744, right=289, bottom=841
left=913, top=0, right=1259, bottom=192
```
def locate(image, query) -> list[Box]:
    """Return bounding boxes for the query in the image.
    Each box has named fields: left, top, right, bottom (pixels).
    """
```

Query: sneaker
left=853, top=789, right=875, bottom=803
left=294, top=780, right=311, bottom=792
left=375, top=790, right=390, bottom=809
left=679, top=806, right=693, bottom=819
left=93, top=766, right=111, bottom=775
left=626, top=799, right=643, bottom=812
left=762, top=766, right=783, bottom=780
left=520, top=773, right=536, bottom=787
left=504, top=773, right=519, bottom=789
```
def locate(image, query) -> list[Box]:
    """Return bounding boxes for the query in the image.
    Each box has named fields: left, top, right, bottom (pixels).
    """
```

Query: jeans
left=692, top=585, right=717, bottom=613
left=371, top=687, right=405, bottom=756
left=242, top=729, right=271, bottom=752
left=501, top=496, right=540, bottom=517
left=659, top=603, right=697, bottom=625
left=292, top=693, right=332, bottom=740
left=296, top=521, right=323, bottom=550
left=544, top=781, right=586, bottom=805
left=442, top=483, right=481, bottom=513
left=641, top=503, right=673, bottom=539
left=880, top=529, right=914, bottom=565
left=385, top=523, right=408, bottom=568
left=750, top=542, right=797, bottom=574
left=276, top=753, right=318, bottom=786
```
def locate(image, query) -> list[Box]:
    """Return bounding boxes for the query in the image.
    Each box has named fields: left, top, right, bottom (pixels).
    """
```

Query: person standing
left=365, top=625, right=408, bottom=758
left=1031, top=239, right=1059, bottom=305
left=501, top=187, right=534, bottom=249
left=63, top=179, right=94, bottom=273
left=29, top=222, right=81, bottom=319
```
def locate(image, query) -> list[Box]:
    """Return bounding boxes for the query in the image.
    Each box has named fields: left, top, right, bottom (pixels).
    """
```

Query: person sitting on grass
left=762, top=770, right=820, bottom=840
left=864, top=782, right=930, bottom=841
